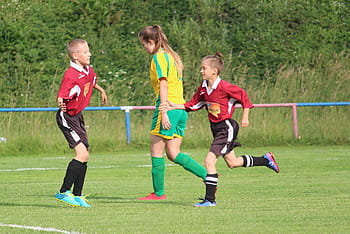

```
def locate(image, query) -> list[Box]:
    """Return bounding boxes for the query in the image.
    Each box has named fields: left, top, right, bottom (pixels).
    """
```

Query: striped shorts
left=209, top=118, right=240, bottom=156
left=56, top=110, right=89, bottom=149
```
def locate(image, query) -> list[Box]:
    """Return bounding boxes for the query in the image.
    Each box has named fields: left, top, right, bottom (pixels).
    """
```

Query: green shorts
left=150, top=109, right=188, bottom=139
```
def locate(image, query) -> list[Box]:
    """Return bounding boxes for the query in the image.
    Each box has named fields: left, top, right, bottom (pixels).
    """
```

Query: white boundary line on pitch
left=0, top=164, right=176, bottom=172
left=137, top=164, right=174, bottom=167
left=0, top=223, right=83, bottom=234
left=0, top=165, right=117, bottom=172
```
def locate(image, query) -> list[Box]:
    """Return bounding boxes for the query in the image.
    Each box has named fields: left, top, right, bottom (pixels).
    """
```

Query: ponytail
left=139, top=25, right=183, bottom=77
left=202, top=52, right=224, bottom=75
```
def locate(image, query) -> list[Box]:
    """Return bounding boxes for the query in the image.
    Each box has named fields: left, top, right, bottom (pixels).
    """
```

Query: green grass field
left=0, top=145, right=349, bottom=233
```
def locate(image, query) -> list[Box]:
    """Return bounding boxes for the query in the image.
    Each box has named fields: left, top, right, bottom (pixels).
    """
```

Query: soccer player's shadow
left=0, top=201, right=58, bottom=208
left=90, top=195, right=189, bottom=206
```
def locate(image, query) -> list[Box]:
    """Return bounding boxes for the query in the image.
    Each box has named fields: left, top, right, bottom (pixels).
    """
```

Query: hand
left=57, top=98, right=67, bottom=112
left=161, top=112, right=172, bottom=130
left=159, top=102, right=168, bottom=112
left=159, top=100, right=176, bottom=112
left=101, top=91, right=107, bottom=105
left=166, top=100, right=176, bottom=111
left=241, top=119, right=249, bottom=127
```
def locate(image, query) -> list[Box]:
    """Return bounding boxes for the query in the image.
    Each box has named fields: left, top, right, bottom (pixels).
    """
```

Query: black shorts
left=56, top=110, right=89, bottom=149
left=209, top=119, right=240, bottom=156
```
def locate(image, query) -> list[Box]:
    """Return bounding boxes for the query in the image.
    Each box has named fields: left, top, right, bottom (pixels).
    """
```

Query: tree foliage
left=0, top=0, right=349, bottom=107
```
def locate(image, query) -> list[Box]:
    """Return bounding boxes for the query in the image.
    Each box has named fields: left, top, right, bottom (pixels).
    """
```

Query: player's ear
left=72, top=52, right=78, bottom=60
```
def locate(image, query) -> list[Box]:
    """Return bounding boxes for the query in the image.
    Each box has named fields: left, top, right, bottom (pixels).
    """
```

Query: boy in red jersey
left=162, top=52, right=279, bottom=207
left=55, top=39, right=107, bottom=207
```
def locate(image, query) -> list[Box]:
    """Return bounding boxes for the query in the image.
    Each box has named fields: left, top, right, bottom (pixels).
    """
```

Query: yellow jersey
left=150, top=50, right=185, bottom=105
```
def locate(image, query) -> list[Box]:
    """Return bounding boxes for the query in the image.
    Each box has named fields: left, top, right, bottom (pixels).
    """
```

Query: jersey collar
left=202, top=77, right=221, bottom=95
left=70, top=60, right=90, bottom=75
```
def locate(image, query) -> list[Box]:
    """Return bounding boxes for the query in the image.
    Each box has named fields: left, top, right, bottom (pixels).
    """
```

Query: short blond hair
left=66, top=39, right=88, bottom=60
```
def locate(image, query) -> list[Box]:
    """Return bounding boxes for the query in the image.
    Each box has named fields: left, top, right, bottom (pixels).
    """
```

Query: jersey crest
left=84, top=82, right=90, bottom=97
left=207, top=102, right=221, bottom=117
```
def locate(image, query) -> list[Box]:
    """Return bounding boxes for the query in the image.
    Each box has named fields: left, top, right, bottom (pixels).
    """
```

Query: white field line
left=0, top=223, right=83, bottom=234
left=0, top=165, right=117, bottom=172
left=137, top=164, right=174, bottom=167
left=0, top=164, right=175, bottom=172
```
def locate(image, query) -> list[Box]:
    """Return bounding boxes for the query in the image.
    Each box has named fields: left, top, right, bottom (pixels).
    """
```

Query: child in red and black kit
left=55, top=39, right=107, bottom=207
left=163, top=52, right=280, bottom=207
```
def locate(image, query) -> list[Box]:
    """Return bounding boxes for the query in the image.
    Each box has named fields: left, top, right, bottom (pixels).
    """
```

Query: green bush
left=1, top=0, right=349, bottom=107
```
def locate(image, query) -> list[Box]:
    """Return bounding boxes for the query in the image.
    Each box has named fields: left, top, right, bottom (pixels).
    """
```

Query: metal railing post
left=292, top=104, right=299, bottom=140
left=121, top=106, right=132, bottom=144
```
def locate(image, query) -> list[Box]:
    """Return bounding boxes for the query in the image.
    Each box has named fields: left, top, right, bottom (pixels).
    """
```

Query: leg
left=223, top=150, right=244, bottom=168
left=204, top=152, right=218, bottom=202
left=72, top=143, right=89, bottom=196
left=55, top=111, right=90, bottom=206
left=194, top=152, right=218, bottom=207
left=150, top=135, right=166, bottom=196
left=164, top=137, right=181, bottom=161
left=166, top=137, right=207, bottom=180
left=60, top=142, right=89, bottom=195
left=74, top=142, right=89, bottom=163
left=224, top=150, right=280, bottom=173
left=71, top=161, right=91, bottom=207
left=56, top=143, right=89, bottom=207
left=139, top=135, right=167, bottom=200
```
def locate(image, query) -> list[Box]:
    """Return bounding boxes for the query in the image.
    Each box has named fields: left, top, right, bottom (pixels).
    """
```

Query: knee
left=166, top=149, right=180, bottom=162
left=204, top=157, right=214, bottom=168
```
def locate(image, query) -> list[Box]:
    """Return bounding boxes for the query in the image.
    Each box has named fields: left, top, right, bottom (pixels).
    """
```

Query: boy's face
left=200, top=61, right=218, bottom=81
left=72, top=42, right=91, bottom=67
left=141, top=40, right=155, bottom=54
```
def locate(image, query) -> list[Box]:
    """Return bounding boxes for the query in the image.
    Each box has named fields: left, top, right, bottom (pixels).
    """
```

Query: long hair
left=138, top=25, right=183, bottom=77
left=202, top=52, right=224, bottom=75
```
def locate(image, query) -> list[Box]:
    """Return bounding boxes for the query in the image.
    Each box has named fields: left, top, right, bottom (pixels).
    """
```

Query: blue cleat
left=55, top=190, right=80, bottom=207
left=74, top=195, right=91, bottom=207
left=193, top=199, right=216, bottom=207
left=264, top=152, right=280, bottom=173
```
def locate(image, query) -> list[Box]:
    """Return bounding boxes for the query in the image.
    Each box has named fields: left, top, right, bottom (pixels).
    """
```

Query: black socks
left=204, top=173, right=219, bottom=202
left=241, top=155, right=268, bottom=167
left=60, top=159, right=87, bottom=196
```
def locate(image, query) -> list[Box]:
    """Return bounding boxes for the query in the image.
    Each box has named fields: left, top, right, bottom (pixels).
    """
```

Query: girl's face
left=141, top=40, right=156, bottom=54
left=72, top=42, right=91, bottom=67
left=200, top=60, right=218, bottom=81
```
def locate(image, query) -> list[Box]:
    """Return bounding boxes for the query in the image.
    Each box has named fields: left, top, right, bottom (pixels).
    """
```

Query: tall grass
left=0, top=104, right=348, bottom=157
left=0, top=55, right=349, bottom=156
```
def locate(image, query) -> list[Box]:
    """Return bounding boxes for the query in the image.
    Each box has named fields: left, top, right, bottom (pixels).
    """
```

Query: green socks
left=151, top=157, right=165, bottom=196
left=151, top=154, right=206, bottom=196
left=174, top=153, right=207, bottom=180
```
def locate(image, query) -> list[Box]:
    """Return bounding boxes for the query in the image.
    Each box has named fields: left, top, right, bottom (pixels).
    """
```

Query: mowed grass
left=0, top=145, right=349, bottom=233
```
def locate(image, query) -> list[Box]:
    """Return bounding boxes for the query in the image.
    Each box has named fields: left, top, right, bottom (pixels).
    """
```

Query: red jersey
left=184, top=77, right=254, bottom=123
left=57, top=61, right=97, bottom=116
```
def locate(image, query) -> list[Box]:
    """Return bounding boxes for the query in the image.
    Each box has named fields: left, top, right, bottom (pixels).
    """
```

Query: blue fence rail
left=0, top=102, right=349, bottom=143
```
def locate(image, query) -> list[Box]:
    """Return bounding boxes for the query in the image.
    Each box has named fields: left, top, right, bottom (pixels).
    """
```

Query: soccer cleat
left=55, top=190, right=80, bottom=207
left=193, top=199, right=216, bottom=207
left=264, top=152, right=280, bottom=173
left=74, top=195, right=91, bottom=207
left=138, top=193, right=166, bottom=200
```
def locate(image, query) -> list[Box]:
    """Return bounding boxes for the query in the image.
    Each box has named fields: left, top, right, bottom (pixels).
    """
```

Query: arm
left=57, top=97, right=66, bottom=112
left=94, top=84, right=107, bottom=104
left=225, top=83, right=253, bottom=127
left=241, top=108, right=250, bottom=127
left=161, top=101, right=185, bottom=111
left=159, top=78, right=171, bottom=130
